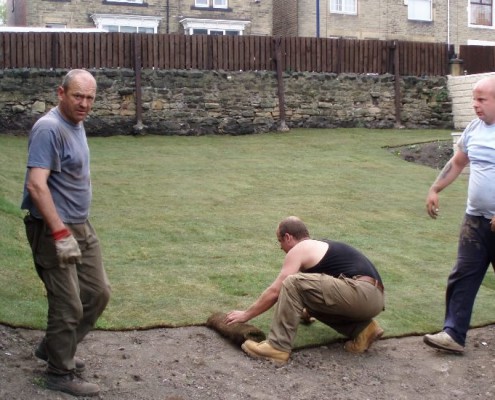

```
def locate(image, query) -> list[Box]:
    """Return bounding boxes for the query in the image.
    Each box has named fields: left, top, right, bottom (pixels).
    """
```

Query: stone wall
left=0, top=69, right=453, bottom=136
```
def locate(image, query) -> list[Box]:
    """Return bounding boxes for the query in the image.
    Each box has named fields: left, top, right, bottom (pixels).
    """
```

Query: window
left=104, top=25, right=154, bottom=33
left=195, top=0, right=228, bottom=8
left=407, top=0, right=432, bottom=21
left=45, top=23, right=67, bottom=29
left=181, top=18, right=249, bottom=35
left=470, top=0, right=493, bottom=26
left=213, top=0, right=227, bottom=7
left=330, top=0, right=357, bottom=15
left=91, top=14, right=161, bottom=33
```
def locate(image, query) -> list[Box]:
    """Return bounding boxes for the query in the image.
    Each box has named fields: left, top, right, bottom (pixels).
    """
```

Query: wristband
left=52, top=228, right=71, bottom=241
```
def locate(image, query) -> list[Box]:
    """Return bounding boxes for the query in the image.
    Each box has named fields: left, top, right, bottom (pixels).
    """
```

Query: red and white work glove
left=52, top=228, right=82, bottom=267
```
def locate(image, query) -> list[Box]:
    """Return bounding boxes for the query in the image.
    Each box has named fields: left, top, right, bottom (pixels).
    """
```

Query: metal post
left=133, top=34, right=144, bottom=134
left=316, top=0, right=320, bottom=38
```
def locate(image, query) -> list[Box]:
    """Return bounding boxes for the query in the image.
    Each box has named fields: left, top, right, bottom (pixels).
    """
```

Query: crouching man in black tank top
left=225, top=216, right=385, bottom=366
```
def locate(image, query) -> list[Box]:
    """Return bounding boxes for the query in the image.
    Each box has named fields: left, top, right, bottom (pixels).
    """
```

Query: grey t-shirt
left=458, top=118, right=495, bottom=219
left=21, top=107, right=92, bottom=223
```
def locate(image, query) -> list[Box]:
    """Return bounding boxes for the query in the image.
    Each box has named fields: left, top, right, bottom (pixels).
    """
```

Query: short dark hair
left=277, top=216, right=310, bottom=240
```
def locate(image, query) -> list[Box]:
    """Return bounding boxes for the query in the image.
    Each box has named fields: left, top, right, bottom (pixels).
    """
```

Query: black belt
left=353, top=275, right=384, bottom=293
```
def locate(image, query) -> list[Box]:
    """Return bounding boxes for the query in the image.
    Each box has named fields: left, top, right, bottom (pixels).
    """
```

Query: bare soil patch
left=4, top=140, right=492, bottom=400
left=390, top=140, right=453, bottom=170
left=2, top=323, right=495, bottom=400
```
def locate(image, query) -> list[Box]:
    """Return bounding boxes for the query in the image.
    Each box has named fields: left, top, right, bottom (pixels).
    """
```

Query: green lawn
left=2, top=128, right=493, bottom=349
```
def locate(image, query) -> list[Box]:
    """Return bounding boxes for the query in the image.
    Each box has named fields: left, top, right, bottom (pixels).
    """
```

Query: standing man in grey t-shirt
left=21, top=69, right=111, bottom=397
left=423, top=76, right=495, bottom=354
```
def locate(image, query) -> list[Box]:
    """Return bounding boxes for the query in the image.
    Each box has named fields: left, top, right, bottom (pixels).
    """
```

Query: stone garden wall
left=0, top=68, right=453, bottom=136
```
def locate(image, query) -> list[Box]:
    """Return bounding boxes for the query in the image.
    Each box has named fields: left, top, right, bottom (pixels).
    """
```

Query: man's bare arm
left=426, top=150, right=469, bottom=218
left=26, top=167, right=65, bottom=232
left=225, top=248, right=303, bottom=324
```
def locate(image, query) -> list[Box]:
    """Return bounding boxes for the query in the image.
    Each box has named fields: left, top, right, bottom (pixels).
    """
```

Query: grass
left=2, top=128, right=494, bottom=349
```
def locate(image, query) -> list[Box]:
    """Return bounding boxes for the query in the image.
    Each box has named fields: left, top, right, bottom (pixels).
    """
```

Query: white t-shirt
left=458, top=118, right=495, bottom=219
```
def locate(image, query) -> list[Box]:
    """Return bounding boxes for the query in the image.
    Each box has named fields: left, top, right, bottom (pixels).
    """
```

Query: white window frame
left=467, top=39, right=495, bottom=45
left=213, top=0, right=228, bottom=8
left=91, top=14, right=162, bottom=33
left=469, top=0, right=495, bottom=28
left=329, top=0, right=357, bottom=15
left=407, top=0, right=432, bottom=22
left=195, top=0, right=228, bottom=8
left=105, top=0, right=144, bottom=4
left=180, top=18, right=249, bottom=35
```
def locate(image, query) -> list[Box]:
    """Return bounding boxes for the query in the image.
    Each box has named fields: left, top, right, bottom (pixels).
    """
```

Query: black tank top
left=305, top=240, right=382, bottom=283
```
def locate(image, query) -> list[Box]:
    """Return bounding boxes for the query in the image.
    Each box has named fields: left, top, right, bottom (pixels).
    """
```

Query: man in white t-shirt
left=423, top=76, right=495, bottom=353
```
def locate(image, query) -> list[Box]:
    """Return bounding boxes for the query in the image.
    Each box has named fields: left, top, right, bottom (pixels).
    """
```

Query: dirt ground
left=5, top=140, right=494, bottom=400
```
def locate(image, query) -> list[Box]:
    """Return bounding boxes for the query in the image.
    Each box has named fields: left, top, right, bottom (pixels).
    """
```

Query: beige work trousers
left=267, top=273, right=385, bottom=352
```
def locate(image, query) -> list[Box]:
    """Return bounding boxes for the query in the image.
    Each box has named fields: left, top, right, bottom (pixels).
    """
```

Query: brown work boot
left=344, top=320, right=384, bottom=354
left=241, top=340, right=290, bottom=366
left=46, top=373, right=100, bottom=397
left=34, top=341, right=85, bottom=373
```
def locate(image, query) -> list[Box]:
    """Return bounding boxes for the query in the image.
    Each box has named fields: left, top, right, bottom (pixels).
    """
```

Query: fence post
left=274, top=38, right=289, bottom=132
left=133, top=34, right=145, bottom=134
left=51, top=33, right=58, bottom=68
left=392, top=40, right=403, bottom=128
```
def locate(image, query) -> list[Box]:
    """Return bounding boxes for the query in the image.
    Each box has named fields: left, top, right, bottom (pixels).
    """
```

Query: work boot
left=241, top=340, right=290, bottom=366
left=344, top=320, right=384, bottom=353
left=46, top=373, right=100, bottom=397
left=423, top=331, right=464, bottom=354
left=34, top=341, right=86, bottom=373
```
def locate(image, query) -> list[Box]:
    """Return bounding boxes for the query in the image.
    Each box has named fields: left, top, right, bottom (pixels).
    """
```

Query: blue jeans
left=444, top=214, right=495, bottom=346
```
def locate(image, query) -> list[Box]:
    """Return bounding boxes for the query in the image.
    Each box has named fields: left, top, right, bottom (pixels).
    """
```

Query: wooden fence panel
left=0, top=32, right=456, bottom=75
left=460, top=45, right=495, bottom=75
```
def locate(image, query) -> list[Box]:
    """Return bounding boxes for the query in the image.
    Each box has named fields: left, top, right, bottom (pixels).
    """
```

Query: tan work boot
left=46, top=373, right=100, bottom=397
left=241, top=340, right=290, bottom=366
left=344, top=320, right=384, bottom=354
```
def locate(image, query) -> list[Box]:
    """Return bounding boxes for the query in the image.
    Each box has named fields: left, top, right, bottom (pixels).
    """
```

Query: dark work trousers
left=24, top=215, right=111, bottom=375
left=444, top=214, right=495, bottom=346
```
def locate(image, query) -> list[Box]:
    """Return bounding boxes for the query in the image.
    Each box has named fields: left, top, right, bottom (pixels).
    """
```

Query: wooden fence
left=459, top=45, right=495, bottom=75
left=0, top=32, right=454, bottom=76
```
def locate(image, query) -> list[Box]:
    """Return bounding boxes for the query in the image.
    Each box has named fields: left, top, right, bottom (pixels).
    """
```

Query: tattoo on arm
left=430, top=161, right=452, bottom=192
left=438, top=161, right=452, bottom=180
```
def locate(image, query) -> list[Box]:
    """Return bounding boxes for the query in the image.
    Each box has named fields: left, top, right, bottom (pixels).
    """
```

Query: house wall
left=8, top=0, right=169, bottom=31
left=449, top=1, right=495, bottom=51
left=5, top=0, right=273, bottom=35
left=271, top=0, right=297, bottom=36
left=295, top=0, right=447, bottom=42
left=6, top=0, right=27, bottom=26
left=272, top=1, right=495, bottom=54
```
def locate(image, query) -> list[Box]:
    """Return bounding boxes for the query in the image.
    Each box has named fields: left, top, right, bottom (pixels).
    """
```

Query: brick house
left=273, top=0, right=495, bottom=53
left=5, top=0, right=272, bottom=35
